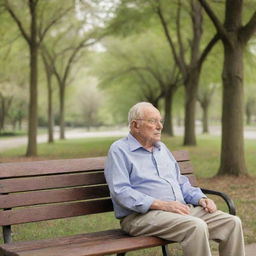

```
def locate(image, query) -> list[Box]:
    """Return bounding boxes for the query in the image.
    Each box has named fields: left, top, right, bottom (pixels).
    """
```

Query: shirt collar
left=127, top=133, right=161, bottom=152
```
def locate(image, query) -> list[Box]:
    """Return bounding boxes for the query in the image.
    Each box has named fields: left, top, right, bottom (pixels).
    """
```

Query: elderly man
left=104, top=102, right=245, bottom=256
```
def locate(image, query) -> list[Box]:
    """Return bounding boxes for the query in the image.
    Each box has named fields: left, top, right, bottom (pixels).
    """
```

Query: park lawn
left=0, top=135, right=255, bottom=255
left=0, top=128, right=47, bottom=140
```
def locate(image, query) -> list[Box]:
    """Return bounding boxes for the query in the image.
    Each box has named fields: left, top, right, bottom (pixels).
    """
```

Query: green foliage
left=106, top=0, right=155, bottom=37
left=92, top=30, right=180, bottom=122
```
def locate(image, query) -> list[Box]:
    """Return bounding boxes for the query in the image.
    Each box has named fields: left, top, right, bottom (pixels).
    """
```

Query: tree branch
left=59, top=36, right=101, bottom=86
left=4, top=0, right=30, bottom=44
left=38, top=5, right=73, bottom=43
left=190, top=0, right=203, bottom=64
left=155, top=2, right=186, bottom=75
left=240, top=11, right=256, bottom=45
left=198, top=0, right=228, bottom=41
left=176, top=0, right=186, bottom=70
left=198, top=33, right=219, bottom=69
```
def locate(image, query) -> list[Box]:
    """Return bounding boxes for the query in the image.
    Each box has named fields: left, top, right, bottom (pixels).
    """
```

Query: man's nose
left=157, top=121, right=163, bottom=129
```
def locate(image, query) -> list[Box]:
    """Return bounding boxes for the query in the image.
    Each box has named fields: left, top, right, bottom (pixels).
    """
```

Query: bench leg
left=162, top=245, right=170, bottom=256
left=3, top=225, right=12, bottom=243
left=116, top=253, right=126, bottom=256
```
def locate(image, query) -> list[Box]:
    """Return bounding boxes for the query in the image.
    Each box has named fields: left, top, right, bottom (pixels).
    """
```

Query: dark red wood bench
left=0, top=150, right=236, bottom=256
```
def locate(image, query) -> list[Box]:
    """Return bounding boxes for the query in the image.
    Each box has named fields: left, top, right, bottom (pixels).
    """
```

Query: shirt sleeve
left=175, top=162, right=207, bottom=205
left=104, top=144, right=155, bottom=214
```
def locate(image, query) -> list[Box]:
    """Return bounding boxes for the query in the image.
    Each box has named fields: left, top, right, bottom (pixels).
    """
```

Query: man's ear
left=131, top=120, right=139, bottom=131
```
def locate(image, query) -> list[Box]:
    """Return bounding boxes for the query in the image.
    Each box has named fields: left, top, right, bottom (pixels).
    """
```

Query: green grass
left=0, top=128, right=50, bottom=139
left=1, top=135, right=256, bottom=255
left=0, top=131, right=27, bottom=139
left=0, top=137, right=119, bottom=158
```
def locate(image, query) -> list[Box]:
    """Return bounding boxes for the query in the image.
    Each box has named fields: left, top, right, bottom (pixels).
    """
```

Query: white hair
left=128, top=102, right=154, bottom=128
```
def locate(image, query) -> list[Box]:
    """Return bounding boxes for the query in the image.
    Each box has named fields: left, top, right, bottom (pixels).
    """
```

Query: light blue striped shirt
left=104, top=133, right=206, bottom=219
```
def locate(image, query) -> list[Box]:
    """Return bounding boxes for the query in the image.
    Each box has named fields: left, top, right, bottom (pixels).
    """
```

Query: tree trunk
left=12, top=121, right=16, bottom=132
left=42, top=51, right=54, bottom=143
left=218, top=43, right=247, bottom=175
left=0, top=97, right=13, bottom=132
left=59, top=85, right=65, bottom=140
left=26, top=1, right=38, bottom=157
left=26, top=41, right=38, bottom=156
left=0, top=99, right=5, bottom=132
left=183, top=69, right=200, bottom=145
left=245, top=99, right=253, bottom=125
left=18, top=118, right=22, bottom=130
left=201, top=99, right=210, bottom=134
left=47, top=73, right=54, bottom=143
left=245, top=111, right=251, bottom=125
left=183, top=0, right=203, bottom=146
left=163, top=89, right=175, bottom=136
left=202, top=103, right=209, bottom=134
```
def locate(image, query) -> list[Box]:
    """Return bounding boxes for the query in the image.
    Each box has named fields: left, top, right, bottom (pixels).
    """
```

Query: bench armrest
left=200, top=188, right=236, bottom=216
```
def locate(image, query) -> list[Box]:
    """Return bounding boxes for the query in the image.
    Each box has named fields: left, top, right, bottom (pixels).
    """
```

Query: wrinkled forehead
left=141, top=106, right=161, bottom=118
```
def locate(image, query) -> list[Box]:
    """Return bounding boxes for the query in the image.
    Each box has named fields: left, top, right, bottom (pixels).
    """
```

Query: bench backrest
left=0, top=150, right=196, bottom=230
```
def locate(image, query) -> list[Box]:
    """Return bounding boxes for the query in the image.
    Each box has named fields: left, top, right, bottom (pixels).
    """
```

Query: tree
left=42, top=27, right=103, bottom=140
left=0, top=79, right=27, bottom=133
left=197, top=44, right=222, bottom=134
left=41, top=49, right=55, bottom=143
left=0, top=84, right=13, bottom=133
left=0, top=29, right=28, bottom=134
left=155, top=0, right=220, bottom=145
left=245, top=96, right=256, bottom=125
left=199, top=0, right=256, bottom=175
left=197, top=83, right=217, bottom=133
left=4, top=0, right=73, bottom=155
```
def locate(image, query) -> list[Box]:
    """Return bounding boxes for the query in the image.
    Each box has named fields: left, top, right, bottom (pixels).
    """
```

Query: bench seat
left=0, top=229, right=170, bottom=256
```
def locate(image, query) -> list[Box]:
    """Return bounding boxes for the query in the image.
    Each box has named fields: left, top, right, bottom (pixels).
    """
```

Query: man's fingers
left=201, top=201, right=207, bottom=208
left=175, top=202, right=190, bottom=215
left=165, top=201, right=190, bottom=215
left=203, top=199, right=217, bottom=213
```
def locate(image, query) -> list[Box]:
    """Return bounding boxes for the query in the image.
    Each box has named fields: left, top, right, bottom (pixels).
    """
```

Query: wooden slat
left=186, top=175, right=197, bottom=186
left=0, top=157, right=106, bottom=178
left=0, top=199, right=113, bottom=226
left=172, top=150, right=189, bottom=162
left=0, top=229, right=127, bottom=253
left=0, top=172, right=106, bottom=193
left=0, top=152, right=189, bottom=179
left=0, top=230, right=169, bottom=256
left=0, top=185, right=110, bottom=208
left=16, top=237, right=169, bottom=256
left=178, top=161, right=194, bottom=175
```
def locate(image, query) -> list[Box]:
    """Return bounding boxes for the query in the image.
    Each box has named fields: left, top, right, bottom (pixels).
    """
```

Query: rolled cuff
left=190, top=193, right=207, bottom=206
left=134, top=196, right=155, bottom=213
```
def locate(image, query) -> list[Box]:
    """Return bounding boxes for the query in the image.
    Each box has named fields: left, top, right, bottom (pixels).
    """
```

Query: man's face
left=134, top=106, right=163, bottom=146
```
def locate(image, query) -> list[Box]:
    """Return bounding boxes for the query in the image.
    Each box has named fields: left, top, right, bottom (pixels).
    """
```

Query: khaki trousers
left=120, top=205, right=245, bottom=256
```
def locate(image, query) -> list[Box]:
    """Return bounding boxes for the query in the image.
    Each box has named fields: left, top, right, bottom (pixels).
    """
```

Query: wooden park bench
left=0, top=150, right=236, bottom=256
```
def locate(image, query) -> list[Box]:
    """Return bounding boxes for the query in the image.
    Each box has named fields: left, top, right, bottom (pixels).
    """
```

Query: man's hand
left=199, top=198, right=217, bottom=213
left=150, top=200, right=190, bottom=215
